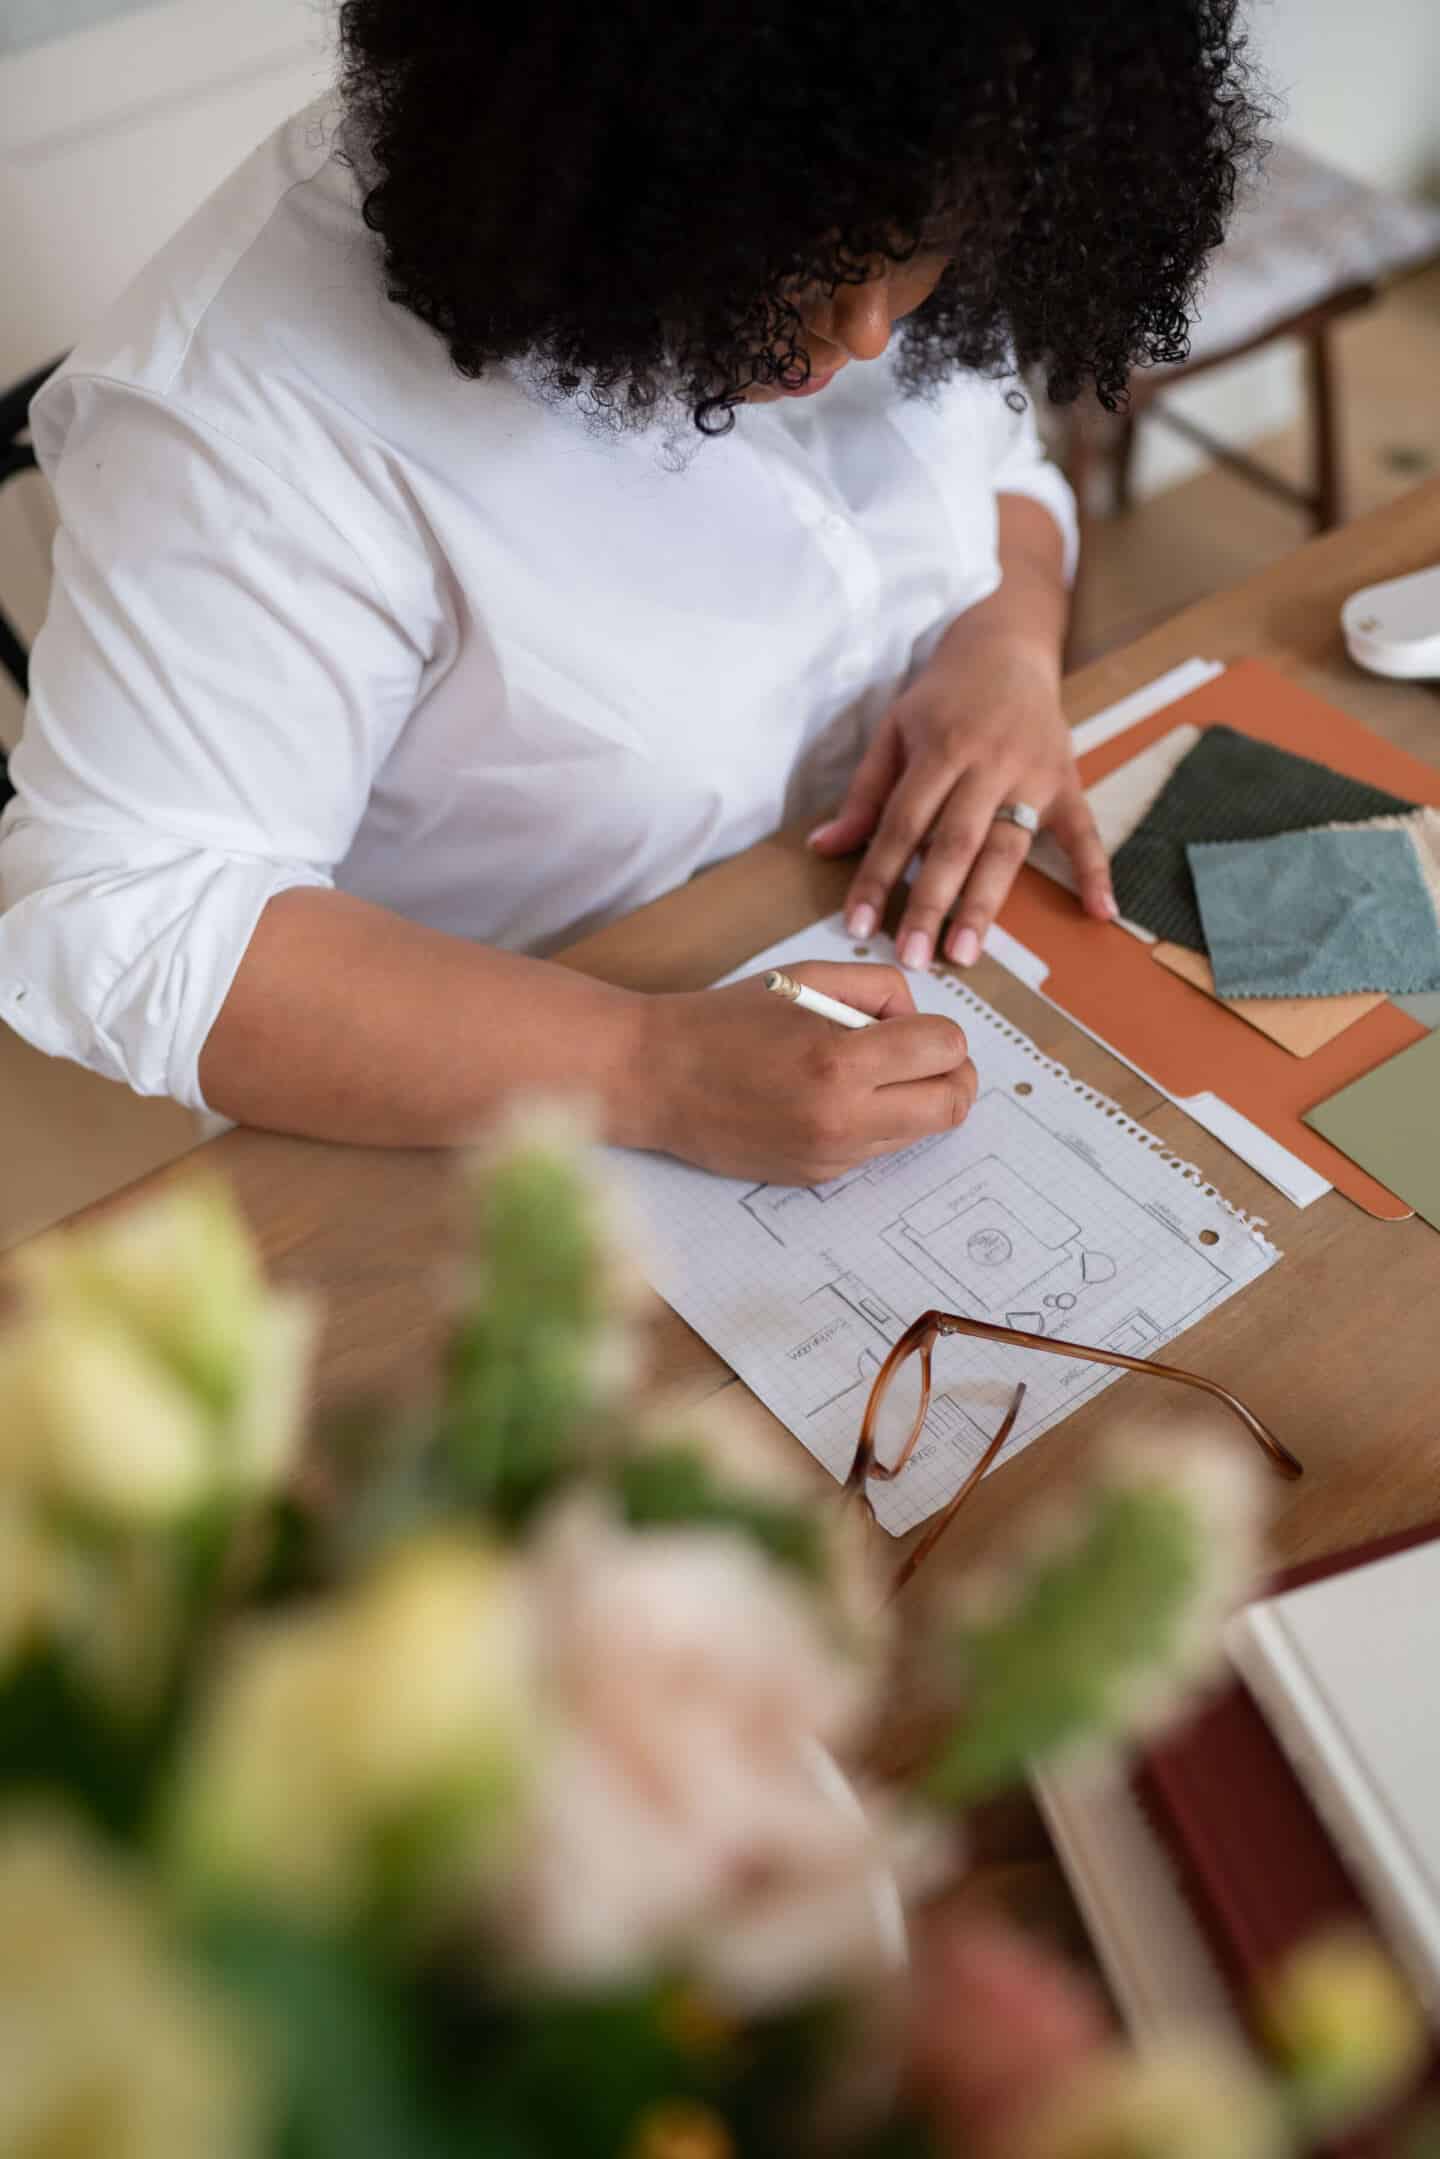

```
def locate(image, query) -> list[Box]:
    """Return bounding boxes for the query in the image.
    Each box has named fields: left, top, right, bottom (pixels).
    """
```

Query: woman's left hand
left=808, top=634, right=1116, bottom=971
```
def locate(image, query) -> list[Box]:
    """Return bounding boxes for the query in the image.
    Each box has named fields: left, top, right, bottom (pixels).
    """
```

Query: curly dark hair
left=337, top=3, right=1266, bottom=434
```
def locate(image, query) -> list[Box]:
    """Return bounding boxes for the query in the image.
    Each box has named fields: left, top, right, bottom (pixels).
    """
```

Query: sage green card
left=1304, top=1029, right=1440, bottom=1231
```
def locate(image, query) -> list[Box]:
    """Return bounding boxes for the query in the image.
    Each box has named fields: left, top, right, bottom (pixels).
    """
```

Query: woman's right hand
left=637, top=960, right=978, bottom=1185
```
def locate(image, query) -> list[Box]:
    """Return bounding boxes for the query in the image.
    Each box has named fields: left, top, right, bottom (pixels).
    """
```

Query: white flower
left=502, top=1496, right=935, bottom=2007
left=0, top=1810, right=259, bottom=2159
left=469, top=1092, right=601, bottom=1166
left=4, top=1179, right=315, bottom=1523
left=171, top=1534, right=536, bottom=1931
left=2, top=1314, right=228, bottom=1524
left=0, top=1480, right=185, bottom=1713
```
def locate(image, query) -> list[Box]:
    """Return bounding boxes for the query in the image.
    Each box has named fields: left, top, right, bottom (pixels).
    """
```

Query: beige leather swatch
left=1152, top=940, right=1385, bottom=1058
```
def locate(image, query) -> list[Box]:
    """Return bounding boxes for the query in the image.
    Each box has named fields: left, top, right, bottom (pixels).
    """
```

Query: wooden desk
left=49, top=479, right=1440, bottom=1583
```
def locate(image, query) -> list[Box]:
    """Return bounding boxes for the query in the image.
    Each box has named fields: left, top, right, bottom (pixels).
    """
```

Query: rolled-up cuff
left=0, top=817, right=331, bottom=1112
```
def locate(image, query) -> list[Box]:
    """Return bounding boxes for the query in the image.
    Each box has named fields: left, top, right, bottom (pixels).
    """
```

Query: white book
left=1226, top=1541, right=1440, bottom=2015
left=1033, top=1751, right=1249, bottom=2049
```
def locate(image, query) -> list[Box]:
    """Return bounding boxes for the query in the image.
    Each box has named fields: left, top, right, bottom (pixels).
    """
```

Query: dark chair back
left=0, top=356, right=67, bottom=815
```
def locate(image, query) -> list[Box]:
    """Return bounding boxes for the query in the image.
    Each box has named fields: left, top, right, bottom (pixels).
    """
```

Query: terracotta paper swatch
left=1152, top=942, right=1385, bottom=1058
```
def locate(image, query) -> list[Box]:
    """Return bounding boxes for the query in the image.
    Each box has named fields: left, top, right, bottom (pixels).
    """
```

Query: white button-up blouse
left=0, top=99, right=1075, bottom=1112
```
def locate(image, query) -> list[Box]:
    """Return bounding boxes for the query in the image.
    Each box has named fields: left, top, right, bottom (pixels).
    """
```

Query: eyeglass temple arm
left=931, top=1314, right=1302, bottom=1479
left=886, top=1381, right=1027, bottom=1602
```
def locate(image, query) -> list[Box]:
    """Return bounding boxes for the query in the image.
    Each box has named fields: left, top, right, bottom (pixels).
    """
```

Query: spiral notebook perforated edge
left=923, top=964, right=1281, bottom=1263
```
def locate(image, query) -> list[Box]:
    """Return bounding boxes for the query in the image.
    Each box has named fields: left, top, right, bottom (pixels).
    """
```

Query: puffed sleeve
left=0, top=374, right=432, bottom=1110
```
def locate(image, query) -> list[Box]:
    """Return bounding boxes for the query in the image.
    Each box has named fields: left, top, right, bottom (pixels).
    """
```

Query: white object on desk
left=1228, top=1538, right=1440, bottom=2014
left=1342, top=563, right=1440, bottom=681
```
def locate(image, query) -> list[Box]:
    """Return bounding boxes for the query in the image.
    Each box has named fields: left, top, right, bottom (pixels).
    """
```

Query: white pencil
left=764, top=970, right=876, bottom=1030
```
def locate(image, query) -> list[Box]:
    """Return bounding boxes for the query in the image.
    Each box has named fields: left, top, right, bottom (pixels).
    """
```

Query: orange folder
left=999, top=661, right=1438, bottom=1219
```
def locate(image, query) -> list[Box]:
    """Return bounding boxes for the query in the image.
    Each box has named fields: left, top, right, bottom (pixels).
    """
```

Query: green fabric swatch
left=1304, top=1029, right=1440, bottom=1231
left=1110, top=727, right=1415, bottom=952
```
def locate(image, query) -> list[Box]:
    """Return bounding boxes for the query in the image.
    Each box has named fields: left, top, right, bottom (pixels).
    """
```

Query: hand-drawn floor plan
left=616, top=918, right=1280, bottom=1535
left=754, top=1089, right=1234, bottom=1454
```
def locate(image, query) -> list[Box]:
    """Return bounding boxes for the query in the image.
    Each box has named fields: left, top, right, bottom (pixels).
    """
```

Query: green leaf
left=1400, top=2107, right=1440, bottom=2159
left=0, top=1646, right=187, bottom=1838
left=195, top=1906, right=465, bottom=2159
left=443, top=1981, right=697, bottom=2159
left=425, top=1981, right=848, bottom=2159
left=436, top=1327, right=604, bottom=1531
left=926, top=1484, right=1203, bottom=1804
left=617, top=1450, right=825, bottom=1583
left=848, top=2116, right=941, bottom=2159
left=429, top=1127, right=642, bottom=1533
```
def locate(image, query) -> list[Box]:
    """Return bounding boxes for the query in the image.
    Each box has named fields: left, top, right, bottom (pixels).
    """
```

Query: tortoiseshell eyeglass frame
left=846, top=1309, right=1302, bottom=1599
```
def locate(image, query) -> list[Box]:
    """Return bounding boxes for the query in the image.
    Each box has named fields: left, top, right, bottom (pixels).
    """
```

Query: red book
left=1134, top=1520, right=1440, bottom=2152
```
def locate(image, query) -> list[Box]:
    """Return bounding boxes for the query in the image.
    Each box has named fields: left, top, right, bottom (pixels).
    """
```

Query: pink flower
left=502, top=1496, right=944, bottom=2006
left=907, top=1913, right=1112, bottom=2156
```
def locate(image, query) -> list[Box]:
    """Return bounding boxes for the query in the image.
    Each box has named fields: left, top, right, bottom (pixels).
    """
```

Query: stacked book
left=1036, top=1523, right=1440, bottom=2147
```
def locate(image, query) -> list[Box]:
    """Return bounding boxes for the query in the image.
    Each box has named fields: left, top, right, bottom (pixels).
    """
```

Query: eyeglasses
left=844, top=1309, right=1303, bottom=1599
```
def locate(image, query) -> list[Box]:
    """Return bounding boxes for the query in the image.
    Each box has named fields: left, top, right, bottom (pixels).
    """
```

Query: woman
left=0, top=5, right=1259, bottom=1184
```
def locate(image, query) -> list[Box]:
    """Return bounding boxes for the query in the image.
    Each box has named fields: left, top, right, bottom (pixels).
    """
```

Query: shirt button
left=824, top=512, right=849, bottom=537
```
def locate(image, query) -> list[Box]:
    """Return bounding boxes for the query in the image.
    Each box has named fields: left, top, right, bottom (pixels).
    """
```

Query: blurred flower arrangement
left=0, top=1104, right=1428, bottom=2159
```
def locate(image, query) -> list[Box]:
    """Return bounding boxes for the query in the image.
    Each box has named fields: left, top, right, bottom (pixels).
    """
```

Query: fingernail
left=847, top=902, right=877, bottom=939
left=901, top=931, right=931, bottom=972
left=1102, top=893, right=1120, bottom=921
left=952, top=927, right=981, bottom=967
left=807, top=821, right=836, bottom=848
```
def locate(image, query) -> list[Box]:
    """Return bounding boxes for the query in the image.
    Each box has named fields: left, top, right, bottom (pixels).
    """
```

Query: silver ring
left=992, top=801, right=1040, bottom=836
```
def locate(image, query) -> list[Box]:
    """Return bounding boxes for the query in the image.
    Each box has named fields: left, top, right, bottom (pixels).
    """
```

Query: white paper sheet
left=614, top=915, right=1280, bottom=1535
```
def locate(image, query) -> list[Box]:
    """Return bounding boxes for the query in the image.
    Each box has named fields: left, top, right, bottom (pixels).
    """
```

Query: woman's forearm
left=198, top=886, right=656, bottom=1147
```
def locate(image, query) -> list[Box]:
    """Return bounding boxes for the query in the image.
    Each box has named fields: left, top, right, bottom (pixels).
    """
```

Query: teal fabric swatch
left=1189, top=826, right=1440, bottom=1000
left=1110, top=726, right=1414, bottom=952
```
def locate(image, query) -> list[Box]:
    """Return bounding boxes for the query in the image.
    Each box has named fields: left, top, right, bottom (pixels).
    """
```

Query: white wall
left=0, top=0, right=330, bottom=739
left=0, top=0, right=331, bottom=382
left=1, top=0, right=168, bottom=59
left=1133, top=0, right=1440, bottom=499
left=1259, top=0, right=1440, bottom=196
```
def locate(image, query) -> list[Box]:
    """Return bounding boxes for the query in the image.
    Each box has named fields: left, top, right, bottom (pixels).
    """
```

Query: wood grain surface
left=27, top=478, right=1440, bottom=1586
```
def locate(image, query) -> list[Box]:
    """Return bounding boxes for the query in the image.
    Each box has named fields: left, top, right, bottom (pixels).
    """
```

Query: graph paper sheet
left=613, top=916, right=1281, bottom=1536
